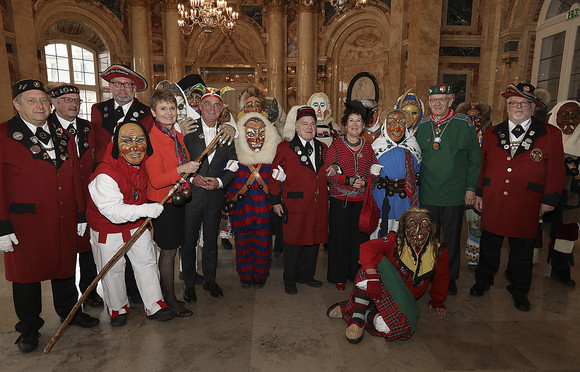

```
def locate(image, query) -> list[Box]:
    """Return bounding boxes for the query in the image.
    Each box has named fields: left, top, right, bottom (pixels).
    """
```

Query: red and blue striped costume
left=226, top=164, right=273, bottom=284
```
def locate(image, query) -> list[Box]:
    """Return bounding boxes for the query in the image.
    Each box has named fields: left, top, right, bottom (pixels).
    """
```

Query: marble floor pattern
left=0, top=236, right=579, bottom=372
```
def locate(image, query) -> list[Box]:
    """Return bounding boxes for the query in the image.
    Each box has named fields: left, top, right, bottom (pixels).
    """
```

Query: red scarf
left=430, top=108, right=456, bottom=125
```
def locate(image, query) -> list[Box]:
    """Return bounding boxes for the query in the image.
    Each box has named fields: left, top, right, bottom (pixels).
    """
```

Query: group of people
left=0, top=62, right=573, bottom=352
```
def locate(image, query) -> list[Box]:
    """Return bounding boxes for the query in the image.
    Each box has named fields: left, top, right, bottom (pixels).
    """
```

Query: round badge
left=531, top=148, right=543, bottom=162
left=104, top=106, right=108, bottom=112
left=12, top=132, right=23, bottom=140
left=84, top=142, right=90, bottom=148
left=103, top=113, right=109, bottom=118
left=199, top=134, right=205, bottom=139
left=301, top=155, right=308, bottom=162
left=500, top=140, right=506, bottom=145
left=432, top=142, right=440, bottom=151
left=500, top=133, right=505, bottom=138
left=61, top=140, right=67, bottom=146
left=56, top=128, right=63, bottom=136
left=297, top=150, right=302, bottom=155
left=133, top=112, right=139, bottom=118
left=357, top=153, right=363, bottom=158
left=43, top=153, right=50, bottom=159
left=504, top=145, right=510, bottom=150
left=30, top=136, right=38, bottom=144
left=30, top=145, right=41, bottom=154
left=84, top=127, right=90, bottom=133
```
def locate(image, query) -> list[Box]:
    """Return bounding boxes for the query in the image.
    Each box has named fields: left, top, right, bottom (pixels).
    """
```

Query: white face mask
left=311, top=97, right=328, bottom=122
left=176, top=95, right=187, bottom=122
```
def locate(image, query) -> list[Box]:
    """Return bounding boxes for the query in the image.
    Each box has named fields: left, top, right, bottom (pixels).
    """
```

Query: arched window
left=532, top=1, right=580, bottom=109
left=44, top=42, right=100, bottom=120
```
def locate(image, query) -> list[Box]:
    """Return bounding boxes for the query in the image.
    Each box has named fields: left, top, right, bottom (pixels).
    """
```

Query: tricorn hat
left=100, top=64, right=148, bottom=92
left=500, top=83, right=546, bottom=109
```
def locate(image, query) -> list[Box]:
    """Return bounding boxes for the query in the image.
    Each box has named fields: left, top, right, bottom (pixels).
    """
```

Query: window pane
left=47, top=68, right=59, bottom=82
left=74, top=70, right=85, bottom=85
left=85, top=73, right=95, bottom=85
left=55, top=43, right=68, bottom=57
left=57, top=56, right=69, bottom=71
left=537, top=31, right=566, bottom=106
left=78, top=90, right=97, bottom=121
left=83, top=60, right=95, bottom=74
left=44, top=44, right=56, bottom=57
left=71, top=45, right=83, bottom=59
left=568, top=27, right=580, bottom=101
left=58, top=70, right=70, bottom=83
left=546, top=0, right=575, bottom=20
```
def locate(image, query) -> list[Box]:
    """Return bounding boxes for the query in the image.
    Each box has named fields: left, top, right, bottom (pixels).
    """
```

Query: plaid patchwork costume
left=338, top=232, right=449, bottom=341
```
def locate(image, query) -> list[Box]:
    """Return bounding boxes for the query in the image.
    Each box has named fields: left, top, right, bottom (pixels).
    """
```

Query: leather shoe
left=551, top=275, right=576, bottom=288
left=67, top=312, right=99, bottom=328
left=183, top=285, right=197, bottom=303
left=147, top=307, right=175, bottom=322
left=284, top=283, right=298, bottom=294
left=171, top=307, right=193, bottom=317
left=448, top=279, right=457, bottom=296
left=203, top=281, right=224, bottom=298
left=85, top=291, right=103, bottom=308
left=221, top=238, right=233, bottom=250
left=469, top=282, right=491, bottom=297
left=335, top=283, right=346, bottom=291
left=297, top=278, right=323, bottom=288
left=15, top=330, right=39, bottom=353
left=110, top=313, right=127, bottom=327
left=506, top=285, right=531, bottom=312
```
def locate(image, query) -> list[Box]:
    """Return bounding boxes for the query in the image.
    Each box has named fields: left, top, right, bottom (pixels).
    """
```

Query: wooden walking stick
left=44, top=133, right=222, bottom=353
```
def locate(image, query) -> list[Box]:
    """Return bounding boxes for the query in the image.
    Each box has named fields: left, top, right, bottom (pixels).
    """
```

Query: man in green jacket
left=415, top=84, right=481, bottom=295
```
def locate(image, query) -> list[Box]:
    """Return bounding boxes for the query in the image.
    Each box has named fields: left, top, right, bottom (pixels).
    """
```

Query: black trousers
left=182, top=197, right=223, bottom=286
left=270, top=210, right=284, bottom=253
left=78, top=250, right=98, bottom=294
left=327, top=197, right=367, bottom=283
left=13, top=276, right=78, bottom=333
left=475, top=229, right=535, bottom=295
left=283, top=243, right=319, bottom=285
left=422, top=204, right=465, bottom=280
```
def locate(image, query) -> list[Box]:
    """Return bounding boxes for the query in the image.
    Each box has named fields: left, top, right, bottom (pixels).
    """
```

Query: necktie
left=512, top=125, right=524, bottom=137
left=36, top=127, right=51, bottom=146
left=114, top=106, right=124, bottom=121
left=67, top=123, right=76, bottom=136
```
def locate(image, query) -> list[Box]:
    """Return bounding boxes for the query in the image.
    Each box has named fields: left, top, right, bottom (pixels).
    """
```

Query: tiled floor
left=0, top=237, right=579, bottom=371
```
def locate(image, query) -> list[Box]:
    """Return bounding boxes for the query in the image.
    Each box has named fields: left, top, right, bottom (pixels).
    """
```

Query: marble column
left=406, top=0, right=443, bottom=107
left=0, top=6, right=12, bottom=121
left=129, top=0, right=152, bottom=100
left=296, top=0, right=317, bottom=105
left=11, top=0, right=40, bottom=80
left=386, top=0, right=404, bottom=107
left=265, top=0, right=287, bottom=105
left=162, top=0, right=184, bottom=83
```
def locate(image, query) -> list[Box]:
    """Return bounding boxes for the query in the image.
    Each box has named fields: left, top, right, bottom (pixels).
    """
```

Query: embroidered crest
left=30, top=145, right=41, bottom=154
left=530, top=148, right=543, bottom=162
left=12, top=132, right=23, bottom=140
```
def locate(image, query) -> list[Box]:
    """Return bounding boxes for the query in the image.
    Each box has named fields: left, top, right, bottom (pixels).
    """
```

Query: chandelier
left=177, top=0, right=239, bottom=35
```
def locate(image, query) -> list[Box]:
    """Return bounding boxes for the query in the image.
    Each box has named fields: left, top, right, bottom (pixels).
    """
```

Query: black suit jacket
left=183, top=119, right=237, bottom=202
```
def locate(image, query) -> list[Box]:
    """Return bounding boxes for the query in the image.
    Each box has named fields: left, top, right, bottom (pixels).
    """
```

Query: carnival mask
left=244, top=96, right=262, bottom=113
left=185, top=87, right=203, bottom=112
left=176, top=95, right=187, bottom=122
left=402, top=102, right=420, bottom=127
left=367, top=100, right=379, bottom=128
left=556, top=102, right=580, bottom=135
left=405, top=210, right=431, bottom=249
left=219, top=106, right=231, bottom=124
left=245, top=119, right=266, bottom=152
left=386, top=112, right=407, bottom=143
left=118, top=123, right=147, bottom=166
left=264, top=98, right=279, bottom=123
left=466, top=108, right=482, bottom=132
left=310, top=94, right=329, bottom=122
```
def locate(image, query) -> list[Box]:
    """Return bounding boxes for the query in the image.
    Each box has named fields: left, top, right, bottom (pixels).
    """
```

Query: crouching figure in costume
left=327, top=207, right=449, bottom=343
left=371, top=109, right=422, bottom=237
left=544, top=99, right=580, bottom=287
left=87, top=121, right=174, bottom=327
left=455, top=102, right=492, bottom=269
left=225, top=113, right=282, bottom=288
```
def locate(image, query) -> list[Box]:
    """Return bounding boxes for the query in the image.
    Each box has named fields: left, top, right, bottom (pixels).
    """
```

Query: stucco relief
left=198, top=33, right=256, bottom=64
left=341, top=28, right=384, bottom=62
left=46, top=19, right=107, bottom=53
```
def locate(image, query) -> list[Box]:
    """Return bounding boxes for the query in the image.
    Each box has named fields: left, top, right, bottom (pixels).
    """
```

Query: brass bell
left=182, top=187, right=192, bottom=202
left=172, top=191, right=185, bottom=206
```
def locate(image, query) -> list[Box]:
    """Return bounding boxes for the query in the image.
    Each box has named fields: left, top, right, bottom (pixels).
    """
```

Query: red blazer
left=91, top=98, right=153, bottom=163
left=477, top=118, right=565, bottom=238
left=0, top=116, right=85, bottom=283
left=145, top=125, right=189, bottom=203
left=48, top=113, right=95, bottom=253
left=269, top=136, right=329, bottom=245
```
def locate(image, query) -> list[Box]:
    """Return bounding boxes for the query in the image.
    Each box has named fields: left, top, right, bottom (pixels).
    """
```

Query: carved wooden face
left=218, top=107, right=231, bottom=124
left=405, top=210, right=431, bottom=249
left=118, top=123, right=147, bottom=166
left=245, top=119, right=266, bottom=152
left=185, top=87, right=203, bottom=112
left=466, top=108, right=482, bottom=132
left=556, top=102, right=580, bottom=135
left=402, top=103, right=420, bottom=126
left=386, top=112, right=407, bottom=143
left=264, top=99, right=279, bottom=122
left=244, top=96, right=262, bottom=113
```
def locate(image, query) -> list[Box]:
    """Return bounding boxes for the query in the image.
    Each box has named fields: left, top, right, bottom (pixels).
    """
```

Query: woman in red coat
left=146, top=89, right=200, bottom=317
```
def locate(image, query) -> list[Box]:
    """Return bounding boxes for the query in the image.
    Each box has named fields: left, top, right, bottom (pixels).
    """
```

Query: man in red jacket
left=48, top=83, right=102, bottom=308
left=0, top=80, right=99, bottom=353
left=269, top=106, right=329, bottom=295
left=470, top=83, right=565, bottom=312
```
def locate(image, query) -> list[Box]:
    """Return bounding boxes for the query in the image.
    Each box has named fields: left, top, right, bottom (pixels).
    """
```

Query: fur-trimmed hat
left=501, top=83, right=546, bottom=109
left=101, top=64, right=148, bottom=92
left=455, top=102, right=492, bottom=133
left=239, top=86, right=266, bottom=112
left=235, top=112, right=281, bottom=165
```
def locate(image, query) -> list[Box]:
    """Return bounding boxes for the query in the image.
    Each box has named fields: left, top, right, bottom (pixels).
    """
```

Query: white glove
left=272, top=165, right=287, bottom=182
left=0, top=233, right=18, bottom=253
left=225, top=159, right=239, bottom=173
left=370, top=164, right=383, bottom=176
left=140, top=203, right=164, bottom=218
left=77, top=222, right=87, bottom=237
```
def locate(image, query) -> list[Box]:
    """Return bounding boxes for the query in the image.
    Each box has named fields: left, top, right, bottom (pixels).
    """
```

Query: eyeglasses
left=508, top=101, right=533, bottom=108
left=59, top=97, right=83, bottom=104
left=429, top=98, right=450, bottom=103
left=111, top=81, right=135, bottom=89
